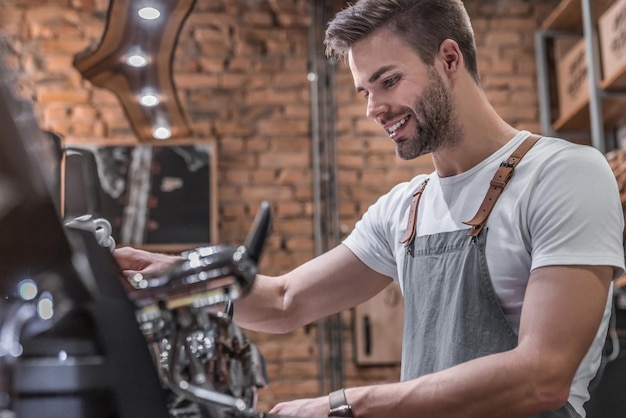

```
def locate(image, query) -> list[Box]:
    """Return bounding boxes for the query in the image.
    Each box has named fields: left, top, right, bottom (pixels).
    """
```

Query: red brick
left=91, top=89, right=118, bottom=106
left=276, top=201, right=306, bottom=217
left=70, top=104, right=97, bottom=120
left=259, top=151, right=310, bottom=168
left=355, top=119, right=383, bottom=135
left=246, top=136, right=272, bottom=153
left=246, top=89, right=301, bottom=106
left=187, top=13, right=236, bottom=28
left=36, top=88, right=89, bottom=104
left=242, top=11, right=273, bottom=26
left=276, top=168, right=310, bottom=185
left=251, top=168, right=278, bottom=185
left=174, top=73, right=220, bottom=89
left=243, top=185, right=295, bottom=201
left=284, top=236, right=314, bottom=251
left=485, top=30, right=522, bottom=46
left=198, top=57, right=227, bottom=73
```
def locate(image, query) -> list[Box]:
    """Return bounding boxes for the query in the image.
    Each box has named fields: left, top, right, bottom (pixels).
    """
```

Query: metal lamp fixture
left=73, top=0, right=196, bottom=142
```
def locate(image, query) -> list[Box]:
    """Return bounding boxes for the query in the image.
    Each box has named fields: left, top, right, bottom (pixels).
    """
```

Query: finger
left=268, top=403, right=283, bottom=414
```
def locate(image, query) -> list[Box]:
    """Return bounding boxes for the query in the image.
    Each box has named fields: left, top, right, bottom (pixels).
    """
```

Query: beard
left=396, top=67, right=462, bottom=160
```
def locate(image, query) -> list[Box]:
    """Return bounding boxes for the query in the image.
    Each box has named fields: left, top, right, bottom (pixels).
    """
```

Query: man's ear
left=439, top=39, right=463, bottom=78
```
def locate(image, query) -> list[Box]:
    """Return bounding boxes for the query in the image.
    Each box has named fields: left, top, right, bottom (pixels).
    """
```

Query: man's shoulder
left=381, top=173, right=431, bottom=203
left=534, top=135, right=602, bottom=155
left=528, top=135, right=608, bottom=168
left=362, top=174, right=433, bottom=224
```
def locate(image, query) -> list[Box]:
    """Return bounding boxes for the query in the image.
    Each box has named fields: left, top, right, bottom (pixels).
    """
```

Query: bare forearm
left=347, top=348, right=569, bottom=418
left=233, top=245, right=392, bottom=333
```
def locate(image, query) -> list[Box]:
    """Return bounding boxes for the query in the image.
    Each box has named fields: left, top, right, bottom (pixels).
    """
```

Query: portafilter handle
left=243, top=201, right=271, bottom=264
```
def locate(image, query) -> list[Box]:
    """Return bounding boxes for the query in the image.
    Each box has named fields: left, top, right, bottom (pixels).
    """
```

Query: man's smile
left=385, top=115, right=411, bottom=141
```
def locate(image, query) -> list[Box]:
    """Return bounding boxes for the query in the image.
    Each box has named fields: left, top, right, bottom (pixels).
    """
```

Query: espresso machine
left=0, top=50, right=289, bottom=418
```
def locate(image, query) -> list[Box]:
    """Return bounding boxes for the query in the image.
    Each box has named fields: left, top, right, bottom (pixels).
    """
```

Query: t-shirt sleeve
left=528, top=145, right=625, bottom=279
left=342, top=181, right=417, bottom=281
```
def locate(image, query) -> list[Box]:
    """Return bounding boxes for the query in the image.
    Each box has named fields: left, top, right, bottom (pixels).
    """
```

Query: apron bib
left=399, top=135, right=580, bottom=417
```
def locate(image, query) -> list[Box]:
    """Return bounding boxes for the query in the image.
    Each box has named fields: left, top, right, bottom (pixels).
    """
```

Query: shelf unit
left=535, top=0, right=626, bottom=153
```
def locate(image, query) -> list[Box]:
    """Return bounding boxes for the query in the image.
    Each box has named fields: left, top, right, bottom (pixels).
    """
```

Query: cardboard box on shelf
left=599, top=0, right=626, bottom=87
left=555, top=37, right=588, bottom=121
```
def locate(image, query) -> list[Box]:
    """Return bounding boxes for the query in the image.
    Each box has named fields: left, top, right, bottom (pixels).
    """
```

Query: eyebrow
left=355, top=65, right=398, bottom=93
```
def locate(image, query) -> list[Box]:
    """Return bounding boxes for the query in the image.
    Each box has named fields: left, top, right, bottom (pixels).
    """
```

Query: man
left=115, top=0, right=625, bottom=417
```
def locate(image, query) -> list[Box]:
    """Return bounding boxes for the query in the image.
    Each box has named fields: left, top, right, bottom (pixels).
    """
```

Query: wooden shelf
left=602, top=95, right=626, bottom=127
left=545, top=0, right=626, bottom=136
left=553, top=94, right=626, bottom=133
left=552, top=100, right=590, bottom=132
left=542, top=0, right=613, bottom=31
left=542, top=0, right=582, bottom=31
left=601, top=61, right=626, bottom=90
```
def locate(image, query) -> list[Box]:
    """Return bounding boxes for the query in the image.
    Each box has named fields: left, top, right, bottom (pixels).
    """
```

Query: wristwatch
left=328, top=388, right=355, bottom=417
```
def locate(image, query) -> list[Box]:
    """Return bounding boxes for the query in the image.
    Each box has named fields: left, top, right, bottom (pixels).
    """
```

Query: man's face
left=348, top=28, right=461, bottom=160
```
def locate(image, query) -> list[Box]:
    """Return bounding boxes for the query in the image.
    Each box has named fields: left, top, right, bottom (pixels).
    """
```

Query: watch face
left=328, top=405, right=354, bottom=417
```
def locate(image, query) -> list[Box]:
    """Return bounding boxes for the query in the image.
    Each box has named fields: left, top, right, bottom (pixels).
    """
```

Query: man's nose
left=366, top=94, right=388, bottom=122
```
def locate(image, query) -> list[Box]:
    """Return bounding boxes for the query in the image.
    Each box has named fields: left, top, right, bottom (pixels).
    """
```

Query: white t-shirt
left=343, top=131, right=625, bottom=415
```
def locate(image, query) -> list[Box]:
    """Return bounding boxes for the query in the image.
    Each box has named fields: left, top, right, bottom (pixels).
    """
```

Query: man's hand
left=269, top=395, right=329, bottom=418
left=113, top=246, right=182, bottom=278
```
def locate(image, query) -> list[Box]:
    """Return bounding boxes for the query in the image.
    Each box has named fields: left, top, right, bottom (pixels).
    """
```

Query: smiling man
left=114, top=1, right=625, bottom=417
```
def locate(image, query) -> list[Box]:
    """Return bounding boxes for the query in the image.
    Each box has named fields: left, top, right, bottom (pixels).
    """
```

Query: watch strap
left=328, top=388, right=354, bottom=417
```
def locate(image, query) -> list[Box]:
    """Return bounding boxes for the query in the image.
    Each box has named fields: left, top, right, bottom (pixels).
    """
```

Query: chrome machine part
left=127, top=201, right=271, bottom=310
left=0, top=40, right=285, bottom=417
left=64, top=214, right=116, bottom=252
left=131, top=202, right=273, bottom=418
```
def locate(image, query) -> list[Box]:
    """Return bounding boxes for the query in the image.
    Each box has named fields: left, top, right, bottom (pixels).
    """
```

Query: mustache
left=380, top=108, right=414, bottom=125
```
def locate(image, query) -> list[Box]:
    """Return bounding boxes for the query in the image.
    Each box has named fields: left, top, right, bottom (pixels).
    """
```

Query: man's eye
left=383, top=76, right=399, bottom=88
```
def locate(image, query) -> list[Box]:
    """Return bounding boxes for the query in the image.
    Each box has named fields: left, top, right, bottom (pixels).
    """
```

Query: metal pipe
left=534, top=30, right=554, bottom=136
left=534, top=30, right=581, bottom=138
left=320, top=2, right=345, bottom=393
left=308, top=0, right=326, bottom=396
left=581, top=0, right=606, bottom=153
left=309, top=0, right=344, bottom=394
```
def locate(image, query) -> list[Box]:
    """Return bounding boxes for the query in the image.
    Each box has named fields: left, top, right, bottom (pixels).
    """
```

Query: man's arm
left=234, top=244, right=393, bottom=334
left=114, top=244, right=393, bottom=334
left=270, top=264, right=613, bottom=418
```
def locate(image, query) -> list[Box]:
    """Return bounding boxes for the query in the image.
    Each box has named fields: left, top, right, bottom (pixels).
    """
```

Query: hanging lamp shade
left=73, top=0, right=196, bottom=142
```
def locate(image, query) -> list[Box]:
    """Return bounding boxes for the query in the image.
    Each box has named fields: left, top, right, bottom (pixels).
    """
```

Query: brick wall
left=0, top=0, right=558, bottom=412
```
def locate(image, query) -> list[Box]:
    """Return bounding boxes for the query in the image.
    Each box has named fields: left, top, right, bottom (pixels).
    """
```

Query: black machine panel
left=0, top=47, right=169, bottom=418
left=0, top=47, right=291, bottom=418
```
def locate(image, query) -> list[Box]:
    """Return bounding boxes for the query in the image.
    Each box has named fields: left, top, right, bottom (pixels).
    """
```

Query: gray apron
left=399, top=136, right=580, bottom=417
left=401, top=228, right=579, bottom=417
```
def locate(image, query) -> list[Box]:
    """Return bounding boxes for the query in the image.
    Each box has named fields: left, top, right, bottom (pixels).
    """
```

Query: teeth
left=388, top=117, right=407, bottom=134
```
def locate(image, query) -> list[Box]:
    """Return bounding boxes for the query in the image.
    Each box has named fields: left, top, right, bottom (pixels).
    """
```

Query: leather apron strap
left=400, top=134, right=543, bottom=248
left=399, top=178, right=429, bottom=246
left=463, top=134, right=542, bottom=237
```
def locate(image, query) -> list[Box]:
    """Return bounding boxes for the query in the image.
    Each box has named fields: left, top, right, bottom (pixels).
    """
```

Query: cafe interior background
left=1, top=0, right=626, bottom=416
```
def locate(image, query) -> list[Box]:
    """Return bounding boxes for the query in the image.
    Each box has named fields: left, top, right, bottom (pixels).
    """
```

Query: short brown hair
left=324, top=0, right=480, bottom=84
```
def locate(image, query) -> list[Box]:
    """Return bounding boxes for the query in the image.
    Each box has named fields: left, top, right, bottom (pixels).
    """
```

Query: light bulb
left=37, top=296, right=54, bottom=320
left=140, top=94, right=160, bottom=107
left=153, top=126, right=172, bottom=140
left=138, top=7, right=161, bottom=20
left=127, top=54, right=148, bottom=68
left=18, top=279, right=38, bottom=301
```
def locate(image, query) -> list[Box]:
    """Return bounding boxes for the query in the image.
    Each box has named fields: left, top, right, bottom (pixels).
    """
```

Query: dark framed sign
left=63, top=141, right=217, bottom=252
